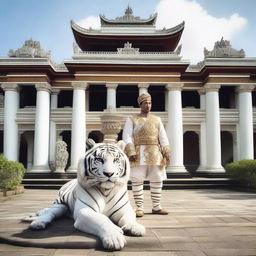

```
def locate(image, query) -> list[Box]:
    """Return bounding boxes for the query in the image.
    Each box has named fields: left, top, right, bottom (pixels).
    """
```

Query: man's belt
left=134, top=138, right=159, bottom=145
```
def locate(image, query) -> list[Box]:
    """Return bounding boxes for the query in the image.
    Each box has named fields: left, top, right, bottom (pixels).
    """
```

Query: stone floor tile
left=159, top=241, right=201, bottom=251
left=184, top=227, right=212, bottom=237
left=153, top=227, right=189, bottom=236
left=53, top=249, right=92, bottom=256
left=199, top=217, right=225, bottom=224
left=232, top=226, right=256, bottom=235
left=191, top=235, right=231, bottom=243
left=114, top=252, right=179, bottom=256
left=202, top=248, right=256, bottom=256
left=219, top=216, right=252, bottom=223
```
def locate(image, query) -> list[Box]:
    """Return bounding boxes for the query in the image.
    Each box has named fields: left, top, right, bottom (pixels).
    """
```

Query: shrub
left=0, top=154, right=26, bottom=190
left=225, top=159, right=256, bottom=189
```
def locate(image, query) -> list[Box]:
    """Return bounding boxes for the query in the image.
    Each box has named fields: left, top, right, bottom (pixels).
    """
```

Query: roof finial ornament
left=204, top=37, right=245, bottom=58
left=125, top=5, right=133, bottom=16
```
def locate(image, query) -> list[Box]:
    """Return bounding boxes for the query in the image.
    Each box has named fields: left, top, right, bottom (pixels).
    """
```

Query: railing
left=0, top=107, right=252, bottom=127
left=0, top=107, right=256, bottom=126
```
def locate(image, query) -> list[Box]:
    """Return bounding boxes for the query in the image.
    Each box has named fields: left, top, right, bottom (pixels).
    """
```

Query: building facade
left=0, top=8, right=256, bottom=175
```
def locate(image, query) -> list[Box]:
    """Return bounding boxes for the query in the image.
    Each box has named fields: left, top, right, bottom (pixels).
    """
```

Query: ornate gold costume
left=124, top=114, right=170, bottom=167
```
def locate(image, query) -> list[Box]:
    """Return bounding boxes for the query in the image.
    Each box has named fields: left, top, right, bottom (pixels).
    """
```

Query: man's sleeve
left=122, top=117, right=136, bottom=157
left=159, top=119, right=170, bottom=157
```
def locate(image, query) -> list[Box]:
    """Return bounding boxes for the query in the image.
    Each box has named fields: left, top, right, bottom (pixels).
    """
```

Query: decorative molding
left=236, top=84, right=255, bottom=93
left=1, top=83, right=20, bottom=92
left=8, top=39, right=51, bottom=58
left=51, top=88, right=61, bottom=95
left=138, top=83, right=150, bottom=89
left=72, top=81, right=88, bottom=90
left=204, top=84, right=220, bottom=92
left=197, top=88, right=206, bottom=95
left=75, top=74, right=181, bottom=78
left=166, top=83, right=184, bottom=91
left=209, top=75, right=250, bottom=78
left=204, top=37, right=245, bottom=58
left=35, top=83, right=52, bottom=93
left=106, top=83, right=118, bottom=89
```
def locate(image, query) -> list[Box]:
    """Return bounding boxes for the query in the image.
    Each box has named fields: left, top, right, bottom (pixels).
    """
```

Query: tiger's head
left=77, top=139, right=130, bottom=191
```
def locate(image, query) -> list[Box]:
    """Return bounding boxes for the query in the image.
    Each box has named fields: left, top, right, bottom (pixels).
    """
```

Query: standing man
left=123, top=92, right=170, bottom=217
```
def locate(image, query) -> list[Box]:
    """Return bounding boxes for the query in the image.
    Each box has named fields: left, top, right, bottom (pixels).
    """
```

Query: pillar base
left=196, top=166, right=208, bottom=173
left=204, top=166, right=226, bottom=173
left=28, top=165, right=51, bottom=173
left=195, top=166, right=226, bottom=177
left=54, top=169, right=66, bottom=173
left=66, top=166, right=77, bottom=173
left=166, top=165, right=188, bottom=174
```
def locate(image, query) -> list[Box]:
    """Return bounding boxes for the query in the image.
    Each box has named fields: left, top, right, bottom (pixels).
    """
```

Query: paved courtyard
left=0, top=188, right=256, bottom=256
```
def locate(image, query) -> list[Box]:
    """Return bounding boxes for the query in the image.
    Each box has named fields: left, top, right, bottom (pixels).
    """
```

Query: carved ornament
left=8, top=39, right=51, bottom=58
left=117, top=42, right=139, bottom=55
left=204, top=37, right=245, bottom=58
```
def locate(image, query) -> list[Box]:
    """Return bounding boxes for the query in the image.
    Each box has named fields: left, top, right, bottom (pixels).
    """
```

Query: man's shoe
left=152, top=209, right=168, bottom=215
left=135, top=210, right=144, bottom=217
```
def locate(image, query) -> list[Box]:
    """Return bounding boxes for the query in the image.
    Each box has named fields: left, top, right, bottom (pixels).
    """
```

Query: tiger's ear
left=86, top=138, right=96, bottom=151
left=116, top=140, right=126, bottom=151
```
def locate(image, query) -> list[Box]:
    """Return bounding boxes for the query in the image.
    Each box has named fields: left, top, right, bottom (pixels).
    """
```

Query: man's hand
left=129, top=155, right=137, bottom=162
left=164, top=155, right=170, bottom=167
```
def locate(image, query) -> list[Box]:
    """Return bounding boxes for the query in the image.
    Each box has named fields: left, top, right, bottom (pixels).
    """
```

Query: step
left=22, top=177, right=232, bottom=190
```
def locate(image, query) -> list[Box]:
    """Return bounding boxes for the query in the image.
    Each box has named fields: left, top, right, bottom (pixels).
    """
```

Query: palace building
left=0, top=7, right=256, bottom=175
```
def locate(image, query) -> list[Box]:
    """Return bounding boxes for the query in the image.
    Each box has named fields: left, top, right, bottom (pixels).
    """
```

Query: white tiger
left=26, top=140, right=145, bottom=250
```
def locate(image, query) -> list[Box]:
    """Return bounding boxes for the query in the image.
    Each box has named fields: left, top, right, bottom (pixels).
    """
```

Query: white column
left=30, top=83, right=51, bottom=173
left=138, top=83, right=149, bottom=95
left=67, top=82, right=87, bottom=172
left=1, top=83, right=20, bottom=161
left=197, top=89, right=207, bottom=172
left=205, top=84, right=224, bottom=173
left=236, top=84, right=255, bottom=160
left=106, top=83, right=118, bottom=109
left=49, top=89, right=60, bottom=164
left=166, top=83, right=187, bottom=173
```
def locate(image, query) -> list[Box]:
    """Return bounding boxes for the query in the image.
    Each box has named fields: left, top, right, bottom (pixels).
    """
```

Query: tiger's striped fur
left=28, top=140, right=145, bottom=250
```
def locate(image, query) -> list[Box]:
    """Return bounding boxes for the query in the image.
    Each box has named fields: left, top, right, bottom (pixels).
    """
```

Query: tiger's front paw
left=101, top=228, right=127, bottom=250
left=122, top=222, right=146, bottom=236
left=29, top=220, right=47, bottom=230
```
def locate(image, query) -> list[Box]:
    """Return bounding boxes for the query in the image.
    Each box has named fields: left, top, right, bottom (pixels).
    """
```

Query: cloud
left=75, top=0, right=247, bottom=64
left=155, top=0, right=247, bottom=63
left=77, top=16, right=100, bottom=29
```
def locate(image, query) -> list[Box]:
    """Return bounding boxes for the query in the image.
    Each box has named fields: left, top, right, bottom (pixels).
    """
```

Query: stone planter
left=0, top=185, right=24, bottom=197
left=100, top=109, right=123, bottom=143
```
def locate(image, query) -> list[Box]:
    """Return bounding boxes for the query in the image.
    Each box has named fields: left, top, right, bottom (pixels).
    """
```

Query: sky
left=0, top=0, right=255, bottom=64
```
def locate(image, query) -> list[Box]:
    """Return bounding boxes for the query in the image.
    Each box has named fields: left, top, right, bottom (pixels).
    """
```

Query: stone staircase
left=22, top=173, right=232, bottom=190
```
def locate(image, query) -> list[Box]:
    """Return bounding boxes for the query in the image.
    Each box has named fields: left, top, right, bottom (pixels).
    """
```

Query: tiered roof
left=71, top=7, right=184, bottom=52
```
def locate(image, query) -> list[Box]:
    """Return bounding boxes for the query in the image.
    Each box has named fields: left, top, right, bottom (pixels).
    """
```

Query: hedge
left=225, top=159, right=256, bottom=189
left=0, top=154, right=26, bottom=190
